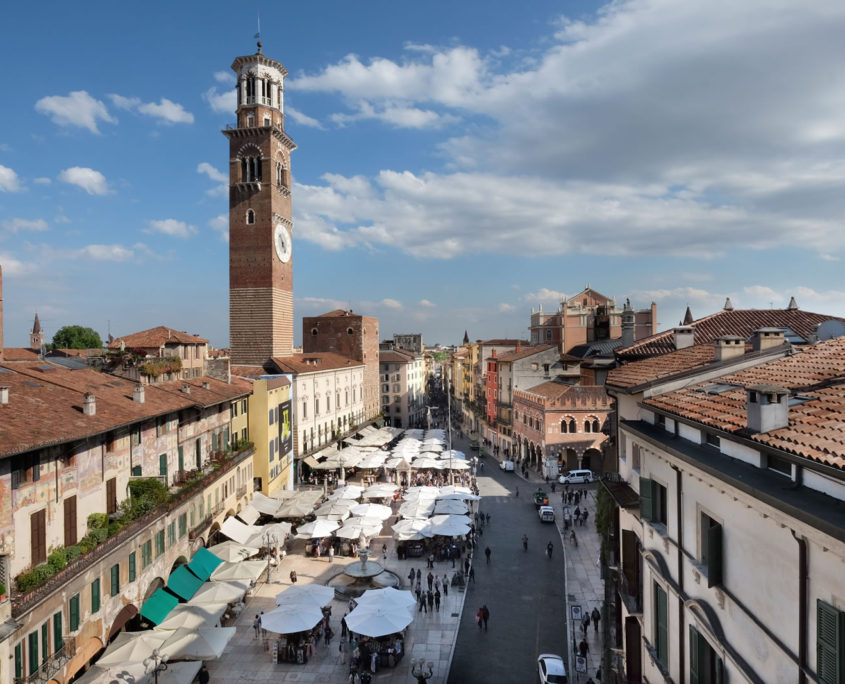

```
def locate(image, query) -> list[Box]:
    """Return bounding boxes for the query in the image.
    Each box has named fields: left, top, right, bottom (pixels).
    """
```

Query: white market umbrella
left=236, top=504, right=261, bottom=525
left=346, top=605, right=414, bottom=638
left=398, top=500, right=435, bottom=519
left=276, top=500, right=316, bottom=519
left=210, top=559, right=267, bottom=582
left=412, top=457, right=443, bottom=470
left=427, top=514, right=471, bottom=537
left=355, top=588, right=416, bottom=616
left=385, top=456, right=413, bottom=469
left=97, top=630, right=170, bottom=666
left=73, top=663, right=147, bottom=684
left=357, top=452, right=388, bottom=469
left=403, top=486, right=440, bottom=500
left=349, top=503, right=393, bottom=520
left=154, top=602, right=229, bottom=631
left=242, top=521, right=292, bottom=548
left=362, top=483, right=400, bottom=499
left=447, top=460, right=471, bottom=470
left=315, top=499, right=357, bottom=520
left=391, top=519, right=434, bottom=540
left=207, top=541, right=260, bottom=563
left=294, top=519, right=339, bottom=539
left=251, top=492, right=284, bottom=516
left=433, top=499, right=469, bottom=515
left=335, top=517, right=384, bottom=539
left=261, top=604, right=325, bottom=634
left=188, top=579, right=250, bottom=605
left=160, top=626, right=236, bottom=660
left=328, top=484, right=364, bottom=500
left=275, top=584, right=335, bottom=609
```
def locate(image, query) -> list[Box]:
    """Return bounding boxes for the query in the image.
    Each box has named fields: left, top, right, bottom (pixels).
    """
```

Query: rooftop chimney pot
left=751, top=328, right=785, bottom=352
left=83, top=392, right=96, bottom=416
left=714, top=335, right=745, bottom=362
left=181, top=384, right=190, bottom=394
left=0, top=386, right=9, bottom=405
left=747, top=384, right=789, bottom=433
left=673, top=326, right=695, bottom=350
left=133, top=385, right=145, bottom=404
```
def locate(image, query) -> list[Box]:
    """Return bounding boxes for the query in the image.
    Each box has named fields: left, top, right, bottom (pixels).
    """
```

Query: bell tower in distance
left=225, top=41, right=296, bottom=365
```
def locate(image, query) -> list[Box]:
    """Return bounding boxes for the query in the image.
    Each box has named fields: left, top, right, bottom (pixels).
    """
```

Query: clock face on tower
left=274, top=222, right=292, bottom=263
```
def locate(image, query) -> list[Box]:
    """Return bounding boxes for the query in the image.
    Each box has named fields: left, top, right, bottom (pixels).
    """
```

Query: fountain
left=328, top=532, right=401, bottom=598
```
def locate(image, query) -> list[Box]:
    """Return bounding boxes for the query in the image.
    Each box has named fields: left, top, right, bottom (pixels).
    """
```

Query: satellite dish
left=816, top=320, right=845, bottom=342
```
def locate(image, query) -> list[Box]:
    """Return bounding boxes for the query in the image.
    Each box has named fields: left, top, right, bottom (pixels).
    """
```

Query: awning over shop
left=167, top=565, right=204, bottom=600
left=303, top=455, right=322, bottom=469
left=140, top=588, right=179, bottom=625
left=188, top=546, right=225, bottom=581
left=237, top=504, right=261, bottom=525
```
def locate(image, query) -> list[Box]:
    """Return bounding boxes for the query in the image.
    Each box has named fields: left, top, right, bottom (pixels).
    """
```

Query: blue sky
left=2, top=1, right=845, bottom=350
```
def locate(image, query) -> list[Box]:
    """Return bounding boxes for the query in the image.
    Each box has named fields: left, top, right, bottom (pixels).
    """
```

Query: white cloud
left=2, top=218, right=48, bottom=233
left=208, top=214, right=228, bottom=242
left=33, top=177, right=52, bottom=185
left=214, top=71, right=235, bottom=84
left=197, top=162, right=228, bottom=197
left=35, top=91, right=116, bottom=133
left=109, top=94, right=194, bottom=124
left=58, top=167, right=109, bottom=195
left=77, top=244, right=133, bottom=261
left=523, top=288, right=567, bottom=304
left=0, top=252, right=33, bottom=276
left=381, top=298, right=402, bottom=309
left=286, top=106, right=323, bottom=129
left=204, top=86, right=236, bottom=114
left=297, top=296, right=348, bottom=312
left=0, top=165, right=22, bottom=192
left=146, top=219, right=197, bottom=239
left=498, top=303, right=515, bottom=312
left=419, top=299, right=435, bottom=308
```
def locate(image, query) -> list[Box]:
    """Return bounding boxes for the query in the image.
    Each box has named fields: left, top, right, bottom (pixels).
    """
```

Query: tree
left=51, top=325, right=103, bottom=350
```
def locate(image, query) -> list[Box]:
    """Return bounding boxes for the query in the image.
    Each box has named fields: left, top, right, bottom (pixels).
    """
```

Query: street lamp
left=411, top=658, right=434, bottom=683
left=262, top=530, right=279, bottom=582
left=143, top=648, right=168, bottom=684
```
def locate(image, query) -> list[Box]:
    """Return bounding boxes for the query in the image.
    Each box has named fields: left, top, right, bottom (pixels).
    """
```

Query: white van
left=558, top=469, right=594, bottom=485
left=538, top=506, right=555, bottom=523
left=499, top=460, right=515, bottom=472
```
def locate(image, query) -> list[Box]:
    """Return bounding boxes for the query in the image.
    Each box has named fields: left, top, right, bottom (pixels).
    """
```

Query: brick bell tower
left=225, top=41, right=296, bottom=365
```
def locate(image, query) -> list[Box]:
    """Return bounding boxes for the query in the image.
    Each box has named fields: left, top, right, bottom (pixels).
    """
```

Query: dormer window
left=246, top=209, right=255, bottom=225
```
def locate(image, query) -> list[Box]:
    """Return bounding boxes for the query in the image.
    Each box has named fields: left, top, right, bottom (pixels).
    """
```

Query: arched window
left=560, top=419, right=568, bottom=433
left=246, top=209, right=255, bottom=225
left=240, top=154, right=262, bottom=182
left=569, top=419, right=576, bottom=433
left=584, top=421, right=592, bottom=433
left=592, top=419, right=601, bottom=432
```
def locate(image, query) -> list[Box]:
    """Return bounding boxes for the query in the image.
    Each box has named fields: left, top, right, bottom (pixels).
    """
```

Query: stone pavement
left=205, top=505, right=472, bottom=683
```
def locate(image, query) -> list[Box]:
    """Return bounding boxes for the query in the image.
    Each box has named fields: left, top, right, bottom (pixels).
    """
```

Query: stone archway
left=208, top=521, right=223, bottom=546
left=565, top=448, right=579, bottom=471
left=583, top=448, right=603, bottom=473
left=108, top=604, right=139, bottom=640
left=170, top=555, right=189, bottom=573
left=143, top=576, right=165, bottom=602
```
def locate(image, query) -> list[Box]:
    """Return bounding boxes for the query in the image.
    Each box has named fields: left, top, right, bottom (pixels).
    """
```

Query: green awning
left=140, top=589, right=179, bottom=625
left=188, top=546, right=225, bottom=581
left=166, top=565, right=204, bottom=601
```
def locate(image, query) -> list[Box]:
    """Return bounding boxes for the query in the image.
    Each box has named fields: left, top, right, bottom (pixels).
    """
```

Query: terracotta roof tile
left=617, top=309, right=842, bottom=360
left=497, top=345, right=555, bottom=362
left=608, top=345, right=722, bottom=389
left=270, top=353, right=364, bottom=374
left=108, top=325, right=208, bottom=349
left=643, top=336, right=845, bottom=470
left=3, top=348, right=40, bottom=361
left=0, top=364, right=248, bottom=457
left=379, top=349, right=418, bottom=363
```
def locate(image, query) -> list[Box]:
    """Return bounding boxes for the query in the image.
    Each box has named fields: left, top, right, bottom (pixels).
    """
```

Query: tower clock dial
left=274, top=222, right=292, bottom=263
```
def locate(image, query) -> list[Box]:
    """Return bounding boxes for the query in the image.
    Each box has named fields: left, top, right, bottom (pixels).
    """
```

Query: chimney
left=202, top=381, right=211, bottom=390
left=82, top=392, right=96, bottom=416
left=133, top=385, right=145, bottom=403
left=0, top=386, right=9, bottom=405
left=747, top=385, right=789, bottom=433
left=750, top=328, right=785, bottom=352
left=723, top=297, right=734, bottom=311
left=673, top=326, right=695, bottom=350
left=181, top=383, right=191, bottom=394
left=621, top=299, right=635, bottom=348
left=714, top=335, right=745, bottom=361
left=787, top=296, right=798, bottom=310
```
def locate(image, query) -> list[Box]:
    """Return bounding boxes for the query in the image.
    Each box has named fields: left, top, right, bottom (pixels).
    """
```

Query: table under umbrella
left=345, top=605, right=414, bottom=638
left=335, top=517, right=384, bottom=539
left=294, top=518, right=339, bottom=539
left=349, top=503, right=393, bottom=520
left=261, top=604, right=325, bottom=634
left=354, top=587, right=416, bottom=614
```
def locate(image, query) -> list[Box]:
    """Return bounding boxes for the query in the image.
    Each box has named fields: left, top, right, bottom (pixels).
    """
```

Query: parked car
left=469, top=440, right=480, bottom=451
left=558, top=469, right=594, bottom=485
left=537, top=653, right=567, bottom=683
left=499, top=460, right=515, bottom=472
left=538, top=505, right=555, bottom=523
left=532, top=489, right=549, bottom=508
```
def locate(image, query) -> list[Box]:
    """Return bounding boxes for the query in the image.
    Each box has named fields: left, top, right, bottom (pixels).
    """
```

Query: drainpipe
left=674, top=465, right=685, bottom=684
left=792, top=529, right=808, bottom=684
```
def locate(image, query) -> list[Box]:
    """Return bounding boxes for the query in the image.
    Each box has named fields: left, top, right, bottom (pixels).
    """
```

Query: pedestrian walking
left=252, top=614, right=261, bottom=639
left=591, top=606, right=601, bottom=633
left=341, top=614, right=348, bottom=639
left=484, top=546, right=491, bottom=564
left=582, top=613, right=591, bottom=634
left=434, top=589, right=441, bottom=612
left=416, top=568, right=422, bottom=583
left=481, top=604, right=489, bottom=631
left=442, top=575, right=449, bottom=597
left=485, top=512, right=491, bottom=524
left=469, top=566, right=475, bottom=583
left=476, top=607, right=483, bottom=630
left=579, top=638, right=590, bottom=658
left=583, top=509, right=590, bottom=526
left=418, top=595, right=427, bottom=613
left=339, top=639, right=347, bottom=664
left=546, top=541, right=554, bottom=559
left=464, top=558, right=470, bottom=574
left=427, top=590, right=434, bottom=611
left=408, top=568, right=416, bottom=586
left=325, top=624, right=333, bottom=645
left=289, top=569, right=297, bottom=583
left=329, top=546, right=335, bottom=563
left=427, top=572, right=434, bottom=590
left=570, top=529, right=578, bottom=546
left=198, top=665, right=210, bottom=684
left=415, top=586, right=422, bottom=603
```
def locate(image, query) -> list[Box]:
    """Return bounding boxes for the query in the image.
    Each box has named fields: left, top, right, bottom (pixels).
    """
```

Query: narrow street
left=447, top=433, right=569, bottom=683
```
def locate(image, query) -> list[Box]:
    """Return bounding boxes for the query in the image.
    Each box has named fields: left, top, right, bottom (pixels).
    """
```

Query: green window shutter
left=178, top=513, right=187, bottom=538
left=15, top=642, right=23, bottom=678
left=110, top=564, right=120, bottom=596
left=817, top=599, right=844, bottom=684
left=640, top=478, right=654, bottom=522
left=91, top=579, right=100, bottom=613
left=131, top=465, right=142, bottom=476
left=178, top=445, right=184, bottom=472
left=128, top=552, right=137, bottom=582
left=655, top=583, right=668, bottom=665
left=707, top=523, right=723, bottom=587
left=69, top=594, right=80, bottom=632
left=159, top=453, right=168, bottom=478
left=28, top=631, right=39, bottom=675
left=689, top=625, right=700, bottom=684
left=41, top=622, right=49, bottom=663
left=156, top=530, right=165, bottom=557
left=53, top=612, right=62, bottom=655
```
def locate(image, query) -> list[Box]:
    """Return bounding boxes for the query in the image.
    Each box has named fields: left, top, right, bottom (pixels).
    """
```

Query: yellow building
left=247, top=375, right=294, bottom=495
